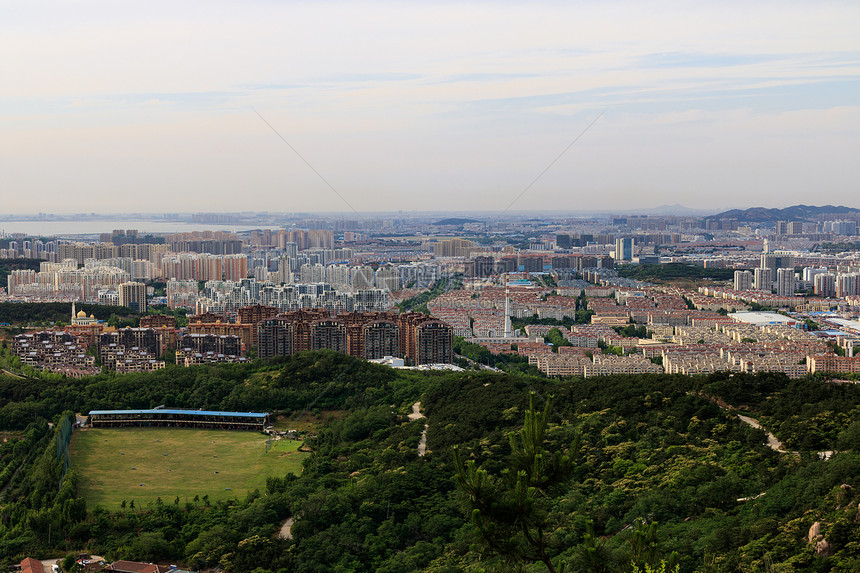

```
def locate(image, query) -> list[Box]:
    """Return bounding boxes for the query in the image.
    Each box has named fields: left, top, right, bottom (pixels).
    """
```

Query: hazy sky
left=2, top=1, right=859, bottom=215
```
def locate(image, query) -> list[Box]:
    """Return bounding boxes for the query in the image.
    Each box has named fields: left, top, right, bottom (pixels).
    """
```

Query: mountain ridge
left=711, top=204, right=860, bottom=222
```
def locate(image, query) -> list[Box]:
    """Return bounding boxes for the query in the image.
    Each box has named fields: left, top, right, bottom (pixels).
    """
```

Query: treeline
left=0, top=413, right=85, bottom=559
left=617, top=263, right=736, bottom=282
left=0, top=302, right=138, bottom=326
left=0, top=351, right=407, bottom=430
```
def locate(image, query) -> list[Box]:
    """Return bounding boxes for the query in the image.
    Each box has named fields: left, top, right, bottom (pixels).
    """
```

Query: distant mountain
left=432, top=217, right=482, bottom=226
left=712, top=204, right=860, bottom=222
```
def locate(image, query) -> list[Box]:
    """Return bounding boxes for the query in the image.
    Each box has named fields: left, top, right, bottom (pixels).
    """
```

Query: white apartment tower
left=753, top=267, right=773, bottom=291
left=776, top=268, right=795, bottom=296
left=836, top=273, right=860, bottom=298
left=733, top=270, right=753, bottom=291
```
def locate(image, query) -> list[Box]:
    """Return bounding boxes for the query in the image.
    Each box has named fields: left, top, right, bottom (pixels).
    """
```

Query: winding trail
left=278, top=517, right=294, bottom=540
left=737, top=414, right=833, bottom=460
left=408, top=402, right=429, bottom=457
left=737, top=415, right=788, bottom=453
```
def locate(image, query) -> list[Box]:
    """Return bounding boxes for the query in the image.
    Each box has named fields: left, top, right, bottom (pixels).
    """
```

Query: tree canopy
left=0, top=354, right=858, bottom=571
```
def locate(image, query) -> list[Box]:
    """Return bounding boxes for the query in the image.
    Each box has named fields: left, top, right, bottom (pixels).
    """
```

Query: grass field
left=70, top=427, right=309, bottom=510
left=272, top=410, right=348, bottom=432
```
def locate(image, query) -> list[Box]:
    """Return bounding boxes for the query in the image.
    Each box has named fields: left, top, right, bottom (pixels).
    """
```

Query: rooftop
left=88, top=409, right=268, bottom=418
left=729, top=311, right=797, bottom=326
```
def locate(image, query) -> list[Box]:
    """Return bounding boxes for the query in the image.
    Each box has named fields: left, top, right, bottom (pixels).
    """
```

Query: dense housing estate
left=4, top=210, right=860, bottom=378
left=257, top=309, right=453, bottom=364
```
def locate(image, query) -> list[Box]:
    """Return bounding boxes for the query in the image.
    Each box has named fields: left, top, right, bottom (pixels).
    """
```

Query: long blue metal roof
left=88, top=409, right=268, bottom=418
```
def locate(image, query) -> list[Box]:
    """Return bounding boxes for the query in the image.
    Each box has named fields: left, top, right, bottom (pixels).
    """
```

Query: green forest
left=616, top=264, right=737, bottom=283
left=0, top=302, right=139, bottom=327
left=0, top=350, right=858, bottom=572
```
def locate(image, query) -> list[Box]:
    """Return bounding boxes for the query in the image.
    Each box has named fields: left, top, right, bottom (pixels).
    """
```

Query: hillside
left=0, top=351, right=858, bottom=571
left=711, top=204, right=860, bottom=222
left=431, top=218, right=482, bottom=226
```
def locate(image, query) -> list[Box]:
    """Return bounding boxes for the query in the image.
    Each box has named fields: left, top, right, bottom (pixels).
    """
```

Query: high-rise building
left=375, top=265, right=401, bottom=292
left=473, top=255, right=495, bottom=277
left=836, top=273, right=860, bottom=298
left=325, top=265, right=351, bottom=287
left=518, top=256, right=544, bottom=273
left=556, top=234, right=572, bottom=249
left=775, top=221, right=803, bottom=235
left=257, top=318, right=295, bottom=357
left=404, top=316, right=454, bottom=365
left=823, top=220, right=858, bottom=235
left=300, top=263, right=326, bottom=283
left=351, top=266, right=375, bottom=289
left=803, top=267, right=828, bottom=282
left=280, top=241, right=299, bottom=258
left=187, top=316, right=254, bottom=350
left=360, top=320, right=399, bottom=359
left=433, top=238, right=474, bottom=257
left=761, top=253, right=794, bottom=276
left=776, top=268, right=796, bottom=296
left=814, top=273, right=836, bottom=297
left=733, top=270, right=753, bottom=291
left=223, top=254, right=249, bottom=281
left=753, top=267, right=773, bottom=291
left=119, top=281, right=147, bottom=313
left=615, top=238, right=634, bottom=261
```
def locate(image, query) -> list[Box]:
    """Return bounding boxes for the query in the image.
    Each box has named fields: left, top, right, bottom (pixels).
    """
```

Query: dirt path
left=407, top=401, right=424, bottom=421
left=737, top=414, right=833, bottom=459
left=408, top=402, right=429, bottom=457
left=278, top=517, right=294, bottom=539
left=737, top=414, right=788, bottom=453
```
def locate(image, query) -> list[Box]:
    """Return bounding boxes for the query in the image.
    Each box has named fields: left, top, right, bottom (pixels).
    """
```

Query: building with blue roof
left=88, top=408, right=270, bottom=431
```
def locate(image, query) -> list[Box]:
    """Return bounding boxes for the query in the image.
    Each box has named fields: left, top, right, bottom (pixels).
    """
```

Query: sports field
left=70, top=427, right=309, bottom=509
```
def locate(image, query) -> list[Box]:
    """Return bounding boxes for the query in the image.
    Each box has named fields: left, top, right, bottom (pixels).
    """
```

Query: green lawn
left=70, top=427, right=308, bottom=510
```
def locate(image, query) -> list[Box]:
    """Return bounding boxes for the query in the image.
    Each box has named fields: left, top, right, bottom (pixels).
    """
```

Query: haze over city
left=3, top=1, right=859, bottom=215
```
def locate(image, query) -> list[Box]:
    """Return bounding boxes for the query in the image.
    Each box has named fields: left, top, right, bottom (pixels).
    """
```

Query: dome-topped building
left=71, top=302, right=98, bottom=326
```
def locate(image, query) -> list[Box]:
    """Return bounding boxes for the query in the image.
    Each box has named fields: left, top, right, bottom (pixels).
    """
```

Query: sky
left=2, top=0, right=859, bottom=215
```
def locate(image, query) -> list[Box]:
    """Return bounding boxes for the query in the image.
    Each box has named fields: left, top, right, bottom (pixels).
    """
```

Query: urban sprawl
left=3, top=212, right=860, bottom=380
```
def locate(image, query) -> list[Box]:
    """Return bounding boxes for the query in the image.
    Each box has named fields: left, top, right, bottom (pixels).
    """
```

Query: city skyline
left=3, top=1, right=859, bottom=214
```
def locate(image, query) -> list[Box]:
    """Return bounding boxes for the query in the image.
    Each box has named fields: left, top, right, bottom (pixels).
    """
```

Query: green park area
left=70, top=427, right=308, bottom=510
